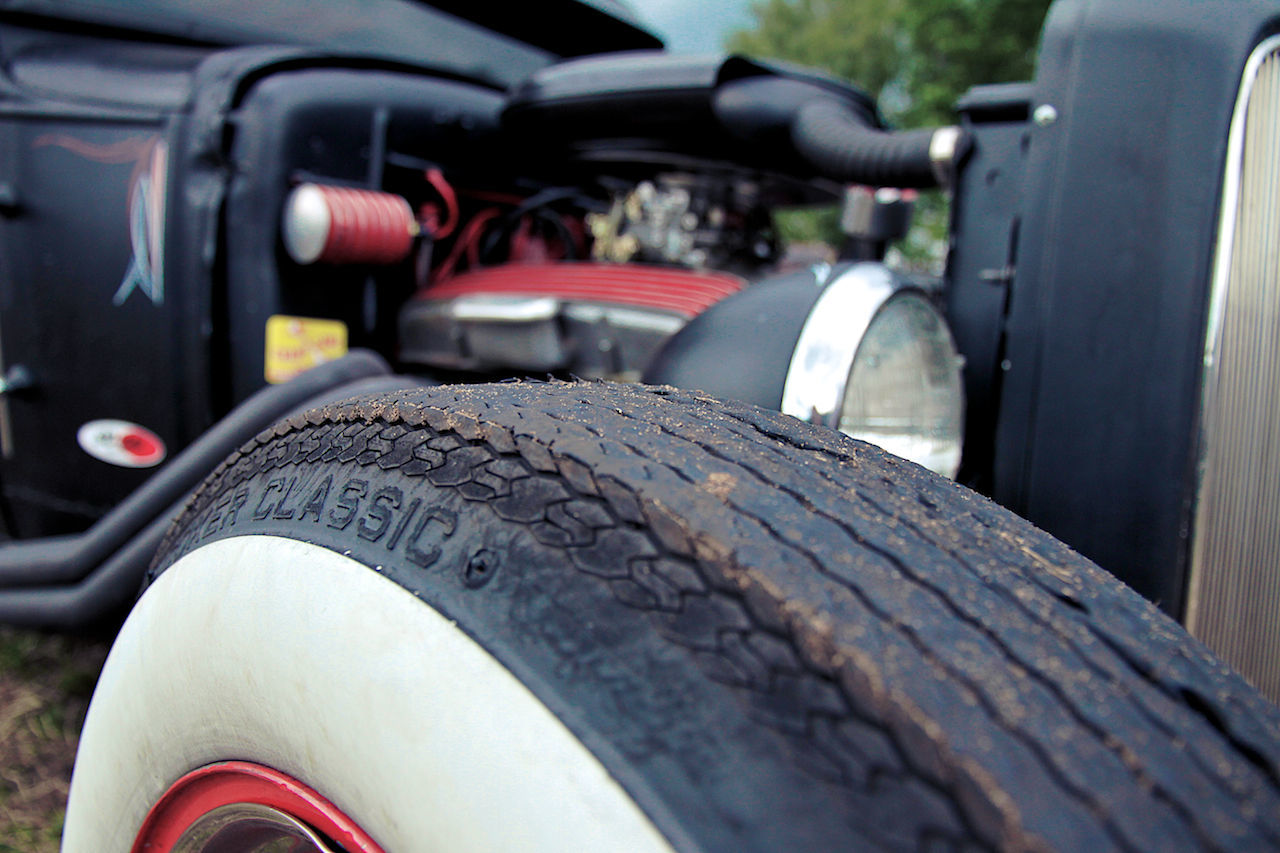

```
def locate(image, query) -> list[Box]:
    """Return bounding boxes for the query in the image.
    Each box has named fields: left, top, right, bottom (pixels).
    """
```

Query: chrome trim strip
left=780, top=263, right=896, bottom=430
left=1200, top=34, right=1280, bottom=378
left=929, top=126, right=964, bottom=187
left=1186, top=35, right=1280, bottom=701
left=451, top=295, right=560, bottom=323
left=0, top=329, right=12, bottom=459
left=173, top=803, right=336, bottom=853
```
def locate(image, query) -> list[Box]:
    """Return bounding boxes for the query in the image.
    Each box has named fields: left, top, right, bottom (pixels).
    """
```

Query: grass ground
left=0, top=628, right=109, bottom=853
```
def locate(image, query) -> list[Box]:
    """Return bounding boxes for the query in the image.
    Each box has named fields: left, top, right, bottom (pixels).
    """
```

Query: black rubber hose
left=0, top=371, right=432, bottom=630
left=791, top=99, right=952, bottom=188
left=0, top=349, right=392, bottom=590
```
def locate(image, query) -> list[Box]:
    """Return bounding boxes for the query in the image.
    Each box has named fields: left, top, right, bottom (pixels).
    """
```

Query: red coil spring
left=283, top=183, right=416, bottom=266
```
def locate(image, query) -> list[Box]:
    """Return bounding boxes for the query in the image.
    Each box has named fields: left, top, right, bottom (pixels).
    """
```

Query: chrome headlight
left=781, top=264, right=964, bottom=477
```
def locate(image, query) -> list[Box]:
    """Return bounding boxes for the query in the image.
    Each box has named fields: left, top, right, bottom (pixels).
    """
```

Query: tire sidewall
left=62, top=534, right=675, bottom=853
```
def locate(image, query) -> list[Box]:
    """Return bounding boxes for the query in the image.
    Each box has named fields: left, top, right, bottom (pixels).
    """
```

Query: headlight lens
left=838, top=292, right=963, bottom=477
left=781, top=264, right=964, bottom=477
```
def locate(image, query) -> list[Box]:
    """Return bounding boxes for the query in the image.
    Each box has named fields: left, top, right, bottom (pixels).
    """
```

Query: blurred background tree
left=898, top=0, right=1052, bottom=125
left=725, top=0, right=908, bottom=96
left=727, top=0, right=1052, bottom=263
left=727, top=0, right=1051, bottom=125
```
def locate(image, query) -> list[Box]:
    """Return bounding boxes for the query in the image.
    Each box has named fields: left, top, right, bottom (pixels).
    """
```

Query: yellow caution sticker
left=264, top=315, right=348, bottom=384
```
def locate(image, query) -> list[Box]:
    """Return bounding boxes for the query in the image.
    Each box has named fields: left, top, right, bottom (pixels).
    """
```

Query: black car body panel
left=0, top=23, right=207, bottom=535
left=982, top=0, right=1279, bottom=610
left=0, top=0, right=1276, bottom=694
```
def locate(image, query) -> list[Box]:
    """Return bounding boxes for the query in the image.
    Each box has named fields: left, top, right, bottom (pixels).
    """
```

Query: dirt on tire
left=149, top=379, right=1280, bottom=851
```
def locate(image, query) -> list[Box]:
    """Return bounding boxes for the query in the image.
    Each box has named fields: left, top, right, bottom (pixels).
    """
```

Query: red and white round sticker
left=77, top=420, right=166, bottom=468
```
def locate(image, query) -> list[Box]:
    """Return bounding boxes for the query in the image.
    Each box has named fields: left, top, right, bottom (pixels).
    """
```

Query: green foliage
left=0, top=628, right=110, bottom=853
left=726, top=0, right=907, bottom=96
left=773, top=205, right=843, bottom=245
left=727, top=0, right=1052, bottom=267
left=0, top=630, right=33, bottom=674
left=898, top=0, right=1051, bottom=126
left=726, top=0, right=1052, bottom=125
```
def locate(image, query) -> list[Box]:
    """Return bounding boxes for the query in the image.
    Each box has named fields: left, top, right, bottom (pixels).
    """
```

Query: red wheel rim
left=131, top=761, right=385, bottom=853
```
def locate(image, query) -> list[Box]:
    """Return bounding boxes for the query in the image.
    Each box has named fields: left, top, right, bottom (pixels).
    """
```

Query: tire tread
left=153, top=381, right=1280, bottom=852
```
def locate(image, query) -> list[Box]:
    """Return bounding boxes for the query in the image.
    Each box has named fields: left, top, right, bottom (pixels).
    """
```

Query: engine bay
left=252, top=53, right=882, bottom=387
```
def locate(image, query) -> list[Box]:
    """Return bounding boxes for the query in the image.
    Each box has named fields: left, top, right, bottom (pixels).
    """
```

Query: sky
left=622, top=0, right=755, bottom=54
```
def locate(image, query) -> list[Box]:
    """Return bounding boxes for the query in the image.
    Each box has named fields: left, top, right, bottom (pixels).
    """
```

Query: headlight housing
left=782, top=264, right=964, bottom=477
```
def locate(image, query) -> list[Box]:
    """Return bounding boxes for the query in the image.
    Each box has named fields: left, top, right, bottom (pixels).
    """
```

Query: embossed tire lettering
left=66, top=381, right=1280, bottom=851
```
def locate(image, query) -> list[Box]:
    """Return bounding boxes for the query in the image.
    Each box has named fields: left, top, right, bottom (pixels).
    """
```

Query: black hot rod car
left=0, top=0, right=1276, bottom=849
